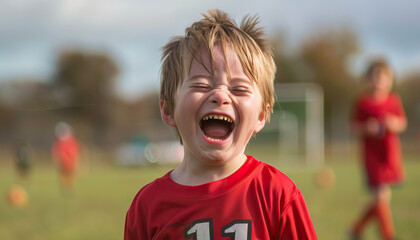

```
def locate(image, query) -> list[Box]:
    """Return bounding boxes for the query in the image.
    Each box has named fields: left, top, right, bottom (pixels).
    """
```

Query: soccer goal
left=248, top=83, right=324, bottom=169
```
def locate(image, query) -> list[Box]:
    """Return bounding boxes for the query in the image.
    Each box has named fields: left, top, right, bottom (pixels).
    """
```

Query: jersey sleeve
left=124, top=187, right=150, bottom=240
left=124, top=207, right=137, bottom=240
left=124, top=197, right=142, bottom=240
left=392, top=94, right=406, bottom=119
left=277, top=191, right=317, bottom=240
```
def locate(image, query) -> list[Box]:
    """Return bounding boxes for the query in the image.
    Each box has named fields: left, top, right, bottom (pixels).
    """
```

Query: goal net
left=247, top=83, right=324, bottom=169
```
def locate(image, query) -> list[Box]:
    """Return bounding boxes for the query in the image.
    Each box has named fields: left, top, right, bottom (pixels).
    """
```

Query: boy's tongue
left=202, top=121, right=229, bottom=139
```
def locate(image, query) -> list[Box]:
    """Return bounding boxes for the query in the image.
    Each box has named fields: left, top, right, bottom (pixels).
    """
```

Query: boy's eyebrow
left=229, top=76, right=252, bottom=82
left=186, top=75, right=253, bottom=85
left=187, top=74, right=213, bottom=81
left=228, top=75, right=254, bottom=85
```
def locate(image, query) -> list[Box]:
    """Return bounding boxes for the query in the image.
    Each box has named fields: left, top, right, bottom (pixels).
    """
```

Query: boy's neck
left=170, top=154, right=248, bottom=186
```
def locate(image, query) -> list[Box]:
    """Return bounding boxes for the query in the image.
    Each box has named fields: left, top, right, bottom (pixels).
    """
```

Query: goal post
left=249, top=82, right=324, bottom=169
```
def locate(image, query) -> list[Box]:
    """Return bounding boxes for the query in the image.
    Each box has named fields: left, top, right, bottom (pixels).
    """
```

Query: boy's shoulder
left=129, top=173, right=170, bottom=205
left=256, top=158, right=297, bottom=184
left=357, top=92, right=401, bottom=102
left=256, top=159, right=301, bottom=198
left=388, top=92, right=402, bottom=101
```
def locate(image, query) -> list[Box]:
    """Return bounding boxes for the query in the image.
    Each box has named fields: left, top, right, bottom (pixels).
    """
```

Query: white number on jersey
left=184, top=219, right=251, bottom=240
left=222, top=220, right=252, bottom=240
left=184, top=219, right=214, bottom=240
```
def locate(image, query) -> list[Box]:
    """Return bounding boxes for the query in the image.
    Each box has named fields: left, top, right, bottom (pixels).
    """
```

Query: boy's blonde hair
left=160, top=9, right=276, bottom=121
left=365, top=58, right=394, bottom=80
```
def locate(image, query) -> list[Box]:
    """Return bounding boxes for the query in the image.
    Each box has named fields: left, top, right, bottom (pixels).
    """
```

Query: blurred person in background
left=350, top=59, right=407, bottom=240
left=52, top=122, right=80, bottom=191
left=14, top=140, right=33, bottom=183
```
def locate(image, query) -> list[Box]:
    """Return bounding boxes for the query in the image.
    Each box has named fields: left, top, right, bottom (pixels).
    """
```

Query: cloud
left=1, top=0, right=420, bottom=96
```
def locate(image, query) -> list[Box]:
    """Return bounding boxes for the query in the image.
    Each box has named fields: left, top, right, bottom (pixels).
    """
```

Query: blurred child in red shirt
left=52, top=122, right=79, bottom=190
left=350, top=59, right=406, bottom=240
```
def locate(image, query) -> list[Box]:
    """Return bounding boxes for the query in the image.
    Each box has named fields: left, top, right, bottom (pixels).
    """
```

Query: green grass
left=1, top=153, right=419, bottom=239
left=288, top=160, right=420, bottom=240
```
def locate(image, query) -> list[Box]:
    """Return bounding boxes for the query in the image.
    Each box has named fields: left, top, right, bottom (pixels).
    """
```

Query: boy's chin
left=201, top=150, right=229, bottom=162
left=199, top=149, right=245, bottom=165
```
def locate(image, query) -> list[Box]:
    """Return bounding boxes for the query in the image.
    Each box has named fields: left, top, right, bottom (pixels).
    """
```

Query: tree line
left=0, top=28, right=419, bottom=151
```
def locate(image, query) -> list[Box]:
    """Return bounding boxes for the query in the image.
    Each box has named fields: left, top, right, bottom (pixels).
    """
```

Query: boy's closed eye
left=190, top=83, right=212, bottom=91
left=191, top=82, right=211, bottom=87
left=230, top=86, right=252, bottom=95
left=188, top=75, right=212, bottom=90
left=190, top=83, right=253, bottom=96
left=229, top=79, right=254, bottom=95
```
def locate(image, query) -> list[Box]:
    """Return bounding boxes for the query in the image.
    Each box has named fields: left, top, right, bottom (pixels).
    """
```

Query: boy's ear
left=160, top=101, right=176, bottom=127
left=253, top=104, right=269, bottom=133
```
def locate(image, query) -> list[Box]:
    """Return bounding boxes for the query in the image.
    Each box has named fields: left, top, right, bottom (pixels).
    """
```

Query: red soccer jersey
left=125, top=155, right=316, bottom=239
left=52, top=136, right=79, bottom=173
left=353, top=93, right=406, bottom=187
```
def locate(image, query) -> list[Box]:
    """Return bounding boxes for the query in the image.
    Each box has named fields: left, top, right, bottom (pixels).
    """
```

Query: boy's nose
left=209, top=88, right=232, bottom=105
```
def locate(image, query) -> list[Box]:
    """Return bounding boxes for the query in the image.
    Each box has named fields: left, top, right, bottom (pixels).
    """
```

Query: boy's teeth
left=206, top=136, right=223, bottom=141
left=202, top=114, right=232, bottom=123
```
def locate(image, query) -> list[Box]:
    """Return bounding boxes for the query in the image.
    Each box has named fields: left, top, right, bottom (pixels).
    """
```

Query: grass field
left=1, top=149, right=419, bottom=240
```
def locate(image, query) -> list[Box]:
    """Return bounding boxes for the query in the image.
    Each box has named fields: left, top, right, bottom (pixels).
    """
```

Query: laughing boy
left=125, top=9, right=316, bottom=239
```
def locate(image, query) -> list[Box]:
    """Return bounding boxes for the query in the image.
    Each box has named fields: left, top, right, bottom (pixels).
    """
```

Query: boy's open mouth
left=200, top=114, right=235, bottom=141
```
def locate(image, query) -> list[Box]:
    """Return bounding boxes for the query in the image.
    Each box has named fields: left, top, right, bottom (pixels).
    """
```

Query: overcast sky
left=1, top=0, right=419, bottom=100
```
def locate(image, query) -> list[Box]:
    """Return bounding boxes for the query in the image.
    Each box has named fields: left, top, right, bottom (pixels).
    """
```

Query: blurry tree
left=396, top=73, right=420, bottom=139
left=0, top=102, right=15, bottom=142
left=0, top=80, right=54, bottom=146
left=113, top=92, right=172, bottom=143
left=272, top=32, right=312, bottom=84
left=272, top=33, right=298, bottom=83
left=52, top=50, right=119, bottom=145
left=0, top=80, right=52, bottom=109
left=299, top=27, right=360, bottom=141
